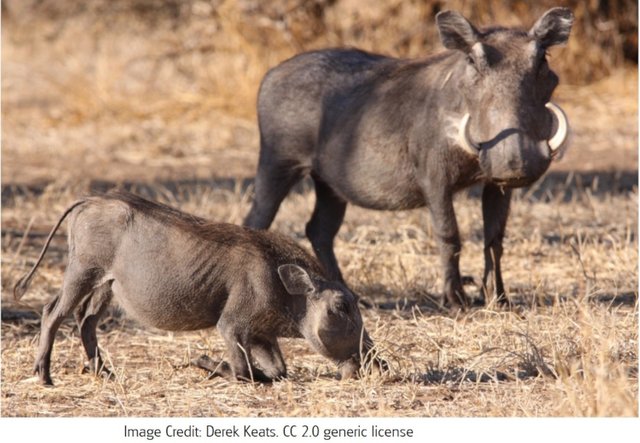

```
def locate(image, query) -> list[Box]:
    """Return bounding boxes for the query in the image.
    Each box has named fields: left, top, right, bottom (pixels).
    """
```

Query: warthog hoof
left=81, top=362, right=114, bottom=380
left=190, top=355, right=232, bottom=379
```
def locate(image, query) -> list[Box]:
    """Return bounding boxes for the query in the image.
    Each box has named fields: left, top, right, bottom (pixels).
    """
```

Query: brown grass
left=2, top=0, right=637, bottom=186
left=1, top=0, right=638, bottom=418
left=1, top=182, right=637, bottom=417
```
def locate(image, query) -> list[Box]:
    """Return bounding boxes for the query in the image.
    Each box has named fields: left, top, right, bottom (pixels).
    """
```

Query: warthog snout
left=278, top=264, right=374, bottom=379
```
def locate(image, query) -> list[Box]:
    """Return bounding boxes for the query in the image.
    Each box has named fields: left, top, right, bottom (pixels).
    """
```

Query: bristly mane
left=100, top=189, right=327, bottom=277
left=102, top=189, right=208, bottom=227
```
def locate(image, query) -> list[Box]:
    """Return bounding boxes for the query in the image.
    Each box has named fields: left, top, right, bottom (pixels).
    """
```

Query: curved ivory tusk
left=458, top=113, right=480, bottom=155
left=545, top=101, right=569, bottom=153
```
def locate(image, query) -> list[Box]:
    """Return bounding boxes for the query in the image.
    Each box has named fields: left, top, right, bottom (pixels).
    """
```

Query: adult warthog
left=14, top=191, right=375, bottom=385
left=244, top=8, right=573, bottom=308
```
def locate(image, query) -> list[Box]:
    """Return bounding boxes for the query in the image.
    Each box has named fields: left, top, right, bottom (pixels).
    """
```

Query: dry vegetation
left=1, top=183, right=637, bottom=417
left=2, top=0, right=637, bottom=184
left=1, top=0, right=638, bottom=417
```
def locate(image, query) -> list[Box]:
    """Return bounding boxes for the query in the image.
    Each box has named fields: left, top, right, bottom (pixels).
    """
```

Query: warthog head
left=278, top=264, right=368, bottom=379
left=438, top=7, right=573, bottom=187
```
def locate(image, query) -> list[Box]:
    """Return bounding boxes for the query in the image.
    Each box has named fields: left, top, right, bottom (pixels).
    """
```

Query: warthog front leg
left=216, top=317, right=273, bottom=383
left=190, top=355, right=234, bottom=378
left=424, top=184, right=469, bottom=309
left=250, top=336, right=287, bottom=380
left=481, top=184, right=512, bottom=306
left=305, top=177, right=348, bottom=283
left=192, top=337, right=286, bottom=382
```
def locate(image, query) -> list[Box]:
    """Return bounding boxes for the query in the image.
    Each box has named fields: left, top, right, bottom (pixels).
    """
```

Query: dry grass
left=1, top=0, right=638, bottom=185
left=1, top=182, right=637, bottom=417
left=1, top=0, right=637, bottom=418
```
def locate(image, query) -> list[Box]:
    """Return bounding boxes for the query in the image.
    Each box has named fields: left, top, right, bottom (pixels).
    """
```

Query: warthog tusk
left=458, top=113, right=480, bottom=155
left=545, top=101, right=569, bottom=155
left=458, top=102, right=568, bottom=158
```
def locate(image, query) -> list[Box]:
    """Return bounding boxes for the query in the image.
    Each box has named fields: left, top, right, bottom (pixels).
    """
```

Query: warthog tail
left=13, top=199, right=87, bottom=300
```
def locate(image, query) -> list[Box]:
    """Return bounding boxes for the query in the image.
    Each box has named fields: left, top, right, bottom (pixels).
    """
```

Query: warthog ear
left=436, top=10, right=479, bottom=53
left=278, top=264, right=316, bottom=295
left=529, top=7, right=574, bottom=48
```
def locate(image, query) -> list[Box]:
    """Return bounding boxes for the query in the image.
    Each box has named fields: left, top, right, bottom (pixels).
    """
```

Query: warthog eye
left=333, top=300, right=349, bottom=314
left=466, top=54, right=476, bottom=67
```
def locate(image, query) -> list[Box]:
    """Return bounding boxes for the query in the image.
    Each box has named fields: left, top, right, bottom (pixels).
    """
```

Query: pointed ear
left=436, top=10, right=479, bottom=53
left=529, top=7, right=574, bottom=48
left=278, top=264, right=316, bottom=295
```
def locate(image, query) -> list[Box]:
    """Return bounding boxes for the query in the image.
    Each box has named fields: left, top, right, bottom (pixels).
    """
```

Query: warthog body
left=244, top=8, right=573, bottom=307
left=15, top=191, right=372, bottom=385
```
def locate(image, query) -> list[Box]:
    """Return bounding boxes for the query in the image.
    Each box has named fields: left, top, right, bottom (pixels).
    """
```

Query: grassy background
left=2, top=0, right=638, bottom=184
left=1, top=0, right=638, bottom=417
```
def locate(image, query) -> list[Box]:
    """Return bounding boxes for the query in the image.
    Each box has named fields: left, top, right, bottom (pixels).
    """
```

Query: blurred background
left=1, top=0, right=638, bottom=186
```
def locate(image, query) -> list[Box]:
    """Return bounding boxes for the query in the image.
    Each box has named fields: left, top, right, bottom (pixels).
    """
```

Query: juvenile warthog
left=14, top=191, right=374, bottom=385
left=244, top=8, right=573, bottom=308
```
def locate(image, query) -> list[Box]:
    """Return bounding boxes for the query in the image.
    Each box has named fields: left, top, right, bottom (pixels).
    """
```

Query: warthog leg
left=74, top=283, right=114, bottom=379
left=216, top=316, right=273, bottom=383
left=34, top=263, right=100, bottom=385
left=481, top=184, right=512, bottom=306
left=190, top=355, right=234, bottom=379
left=243, top=155, right=304, bottom=230
left=192, top=336, right=286, bottom=382
left=250, top=336, right=287, bottom=380
left=305, top=177, right=347, bottom=283
left=423, top=181, right=469, bottom=309
left=34, top=294, right=62, bottom=386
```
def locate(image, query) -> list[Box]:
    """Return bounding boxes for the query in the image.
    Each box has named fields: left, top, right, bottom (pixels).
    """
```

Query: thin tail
left=13, top=199, right=87, bottom=300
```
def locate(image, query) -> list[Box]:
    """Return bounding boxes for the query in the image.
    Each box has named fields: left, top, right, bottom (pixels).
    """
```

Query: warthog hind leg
left=34, top=264, right=100, bottom=385
left=244, top=155, right=304, bottom=230
left=74, top=283, right=114, bottom=379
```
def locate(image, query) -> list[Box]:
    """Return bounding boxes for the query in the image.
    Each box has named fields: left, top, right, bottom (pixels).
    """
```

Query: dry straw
left=1, top=0, right=637, bottom=417
left=2, top=181, right=637, bottom=416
